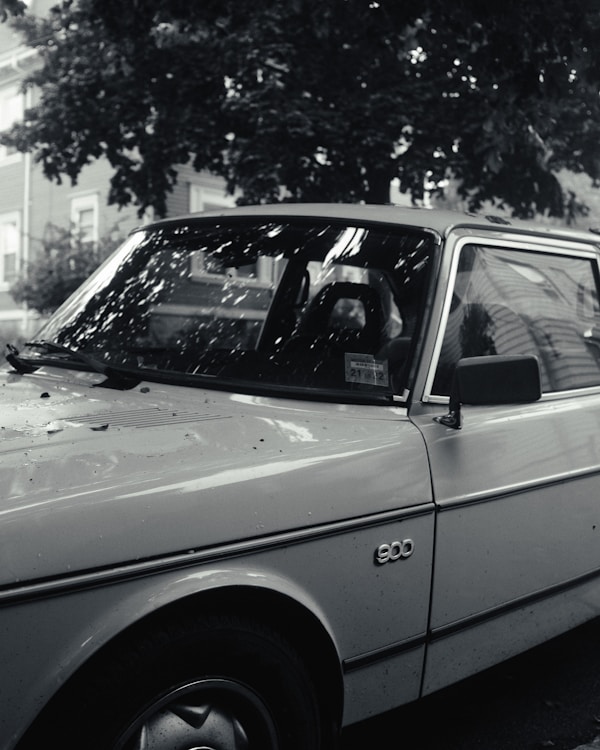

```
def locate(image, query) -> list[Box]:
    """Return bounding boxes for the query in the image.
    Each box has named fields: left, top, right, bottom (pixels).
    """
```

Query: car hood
left=0, top=366, right=431, bottom=588
left=0, top=366, right=235, bottom=441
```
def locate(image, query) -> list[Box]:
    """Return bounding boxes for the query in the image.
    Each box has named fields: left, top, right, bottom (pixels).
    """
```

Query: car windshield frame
left=26, top=217, right=436, bottom=404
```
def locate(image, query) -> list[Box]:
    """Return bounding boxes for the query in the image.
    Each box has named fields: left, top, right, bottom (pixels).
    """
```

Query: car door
left=409, top=231, right=600, bottom=695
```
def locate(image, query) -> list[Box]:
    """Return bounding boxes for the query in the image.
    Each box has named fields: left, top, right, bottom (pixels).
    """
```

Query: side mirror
left=435, top=355, right=542, bottom=429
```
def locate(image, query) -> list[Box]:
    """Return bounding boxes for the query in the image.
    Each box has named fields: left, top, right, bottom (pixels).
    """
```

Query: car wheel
left=22, top=614, right=323, bottom=750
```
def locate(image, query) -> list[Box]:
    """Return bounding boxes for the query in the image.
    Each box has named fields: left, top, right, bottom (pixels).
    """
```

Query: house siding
left=0, top=158, right=25, bottom=211
left=167, top=165, right=236, bottom=217
left=27, top=159, right=140, bottom=244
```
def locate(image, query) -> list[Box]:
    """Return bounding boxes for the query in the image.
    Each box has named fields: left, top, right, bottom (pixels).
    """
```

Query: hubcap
left=115, top=679, right=279, bottom=750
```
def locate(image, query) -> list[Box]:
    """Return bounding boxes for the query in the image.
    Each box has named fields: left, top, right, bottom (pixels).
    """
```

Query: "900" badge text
left=375, top=539, right=415, bottom=565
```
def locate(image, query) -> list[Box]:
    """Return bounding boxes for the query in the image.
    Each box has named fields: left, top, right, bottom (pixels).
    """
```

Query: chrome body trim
left=0, top=504, right=435, bottom=606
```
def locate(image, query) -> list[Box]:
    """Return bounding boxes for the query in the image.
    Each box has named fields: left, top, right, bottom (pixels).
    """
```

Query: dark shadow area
left=343, top=618, right=600, bottom=750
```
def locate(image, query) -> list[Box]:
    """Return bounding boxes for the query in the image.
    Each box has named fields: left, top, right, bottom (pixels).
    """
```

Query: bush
left=10, top=224, right=124, bottom=315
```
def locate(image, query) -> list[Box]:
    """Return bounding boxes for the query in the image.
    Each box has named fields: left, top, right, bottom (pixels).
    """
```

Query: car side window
left=432, top=243, right=600, bottom=396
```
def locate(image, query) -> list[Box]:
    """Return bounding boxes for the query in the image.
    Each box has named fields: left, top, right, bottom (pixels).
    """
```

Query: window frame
left=189, top=185, right=236, bottom=214
left=0, top=211, right=21, bottom=291
left=422, top=234, right=600, bottom=403
left=0, top=84, right=23, bottom=165
left=70, top=193, right=99, bottom=246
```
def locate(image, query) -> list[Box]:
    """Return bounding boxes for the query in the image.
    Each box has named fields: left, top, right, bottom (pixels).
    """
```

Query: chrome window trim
left=422, top=233, right=600, bottom=403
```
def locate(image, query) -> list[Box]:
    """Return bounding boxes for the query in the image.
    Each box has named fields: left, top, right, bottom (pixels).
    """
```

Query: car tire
left=21, top=613, right=323, bottom=750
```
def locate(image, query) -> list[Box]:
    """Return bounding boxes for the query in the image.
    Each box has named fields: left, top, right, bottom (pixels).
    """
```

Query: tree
left=1, top=0, right=600, bottom=220
left=0, top=0, right=25, bottom=22
left=10, top=223, right=123, bottom=314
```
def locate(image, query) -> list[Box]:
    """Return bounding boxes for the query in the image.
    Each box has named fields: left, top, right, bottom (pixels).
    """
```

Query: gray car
left=2, top=204, right=600, bottom=749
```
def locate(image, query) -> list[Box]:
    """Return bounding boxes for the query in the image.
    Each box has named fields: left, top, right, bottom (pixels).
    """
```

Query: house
left=0, top=0, right=236, bottom=341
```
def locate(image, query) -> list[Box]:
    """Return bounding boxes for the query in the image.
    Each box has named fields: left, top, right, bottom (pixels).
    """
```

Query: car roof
left=143, top=203, right=600, bottom=246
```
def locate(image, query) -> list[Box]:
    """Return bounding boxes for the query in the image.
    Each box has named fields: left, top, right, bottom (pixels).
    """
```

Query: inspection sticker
left=344, top=353, right=389, bottom=387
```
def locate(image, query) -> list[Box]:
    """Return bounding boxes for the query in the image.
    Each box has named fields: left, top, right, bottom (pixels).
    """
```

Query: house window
left=71, top=194, right=99, bottom=245
left=0, top=86, right=24, bottom=163
left=189, top=185, right=235, bottom=213
left=0, top=213, right=20, bottom=290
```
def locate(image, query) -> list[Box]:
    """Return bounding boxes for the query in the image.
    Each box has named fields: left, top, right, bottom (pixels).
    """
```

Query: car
left=3, top=202, right=600, bottom=749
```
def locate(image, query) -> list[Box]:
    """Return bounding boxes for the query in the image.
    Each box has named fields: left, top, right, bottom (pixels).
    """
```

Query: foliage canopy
left=1, top=0, right=600, bottom=219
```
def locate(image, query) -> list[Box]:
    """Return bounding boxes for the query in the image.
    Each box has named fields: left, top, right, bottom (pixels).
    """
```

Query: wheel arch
left=17, top=584, right=344, bottom=748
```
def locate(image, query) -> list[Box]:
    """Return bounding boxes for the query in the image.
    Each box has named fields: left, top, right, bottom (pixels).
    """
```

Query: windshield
left=30, top=219, right=433, bottom=402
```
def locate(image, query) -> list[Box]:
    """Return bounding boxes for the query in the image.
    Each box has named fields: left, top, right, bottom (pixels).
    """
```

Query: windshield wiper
left=6, top=340, right=141, bottom=390
left=6, top=343, right=38, bottom=374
